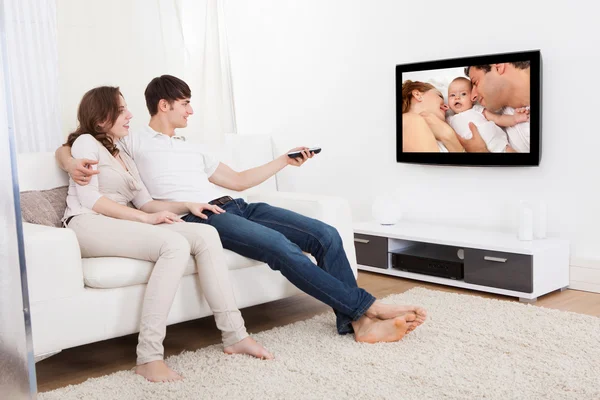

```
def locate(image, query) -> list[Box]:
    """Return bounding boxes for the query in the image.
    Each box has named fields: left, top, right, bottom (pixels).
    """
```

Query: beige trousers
left=68, top=214, right=248, bottom=365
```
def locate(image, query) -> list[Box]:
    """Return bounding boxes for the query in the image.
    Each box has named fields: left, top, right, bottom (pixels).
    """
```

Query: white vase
left=371, top=195, right=401, bottom=225
left=517, top=201, right=533, bottom=241
left=533, top=202, right=547, bottom=239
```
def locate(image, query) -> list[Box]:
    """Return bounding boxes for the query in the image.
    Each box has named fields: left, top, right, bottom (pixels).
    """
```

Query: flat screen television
left=396, top=50, right=541, bottom=166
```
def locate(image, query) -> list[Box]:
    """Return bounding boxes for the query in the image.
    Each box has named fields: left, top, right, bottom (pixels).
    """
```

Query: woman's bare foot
left=224, top=336, right=274, bottom=360
left=352, top=313, right=416, bottom=343
left=135, top=360, right=182, bottom=383
left=366, top=301, right=427, bottom=325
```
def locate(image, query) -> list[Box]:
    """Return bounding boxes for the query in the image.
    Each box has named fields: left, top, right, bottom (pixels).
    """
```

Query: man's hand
left=285, top=147, right=315, bottom=167
left=457, top=123, right=489, bottom=153
left=68, top=158, right=99, bottom=186
left=186, top=202, right=226, bottom=220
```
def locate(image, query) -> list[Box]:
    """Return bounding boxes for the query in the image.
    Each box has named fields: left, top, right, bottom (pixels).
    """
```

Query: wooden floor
left=36, top=271, right=600, bottom=393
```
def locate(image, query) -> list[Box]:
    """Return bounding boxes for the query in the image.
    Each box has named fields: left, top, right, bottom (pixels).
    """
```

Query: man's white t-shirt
left=119, top=125, right=226, bottom=203
left=501, top=106, right=530, bottom=153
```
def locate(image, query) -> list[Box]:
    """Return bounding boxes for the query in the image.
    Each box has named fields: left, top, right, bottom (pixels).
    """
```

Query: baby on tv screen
left=396, top=50, right=541, bottom=166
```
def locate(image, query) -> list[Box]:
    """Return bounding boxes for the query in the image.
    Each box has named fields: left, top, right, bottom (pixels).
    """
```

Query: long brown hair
left=401, top=80, right=435, bottom=113
left=63, top=86, right=123, bottom=156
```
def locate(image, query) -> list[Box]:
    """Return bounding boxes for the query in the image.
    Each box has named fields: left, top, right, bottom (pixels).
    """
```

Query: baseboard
left=569, top=260, right=600, bottom=294
left=568, top=280, right=600, bottom=294
left=571, top=257, right=600, bottom=270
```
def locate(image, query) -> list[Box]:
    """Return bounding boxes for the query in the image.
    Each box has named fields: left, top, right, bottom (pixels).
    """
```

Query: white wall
left=222, top=0, right=600, bottom=273
left=55, top=1, right=600, bottom=289
left=57, top=0, right=229, bottom=143
left=57, top=0, right=187, bottom=137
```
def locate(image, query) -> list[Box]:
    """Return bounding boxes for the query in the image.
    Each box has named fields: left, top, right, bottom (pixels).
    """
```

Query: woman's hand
left=419, top=112, right=464, bottom=152
left=143, top=211, right=183, bottom=225
left=186, top=202, right=226, bottom=220
left=419, top=112, right=454, bottom=141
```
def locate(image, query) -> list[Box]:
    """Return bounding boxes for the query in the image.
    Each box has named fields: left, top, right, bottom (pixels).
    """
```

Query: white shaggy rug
left=39, top=287, right=600, bottom=400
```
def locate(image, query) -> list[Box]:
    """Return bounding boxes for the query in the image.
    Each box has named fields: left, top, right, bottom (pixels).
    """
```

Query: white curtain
left=199, top=0, right=237, bottom=139
left=0, top=1, right=38, bottom=397
left=3, top=0, right=62, bottom=153
left=176, top=0, right=237, bottom=143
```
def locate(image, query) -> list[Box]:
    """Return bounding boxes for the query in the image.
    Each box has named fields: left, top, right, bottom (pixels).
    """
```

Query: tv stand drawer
left=464, top=249, right=533, bottom=293
left=354, top=234, right=388, bottom=269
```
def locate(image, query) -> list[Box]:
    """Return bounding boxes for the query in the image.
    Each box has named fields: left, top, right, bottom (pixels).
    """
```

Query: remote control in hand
left=287, top=147, right=321, bottom=158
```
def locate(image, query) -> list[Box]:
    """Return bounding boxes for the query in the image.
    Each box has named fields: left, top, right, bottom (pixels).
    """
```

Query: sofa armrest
left=22, top=222, right=84, bottom=303
left=247, top=192, right=357, bottom=276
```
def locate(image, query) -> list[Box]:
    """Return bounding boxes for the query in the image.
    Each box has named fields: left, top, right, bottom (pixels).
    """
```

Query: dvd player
left=391, top=243, right=464, bottom=280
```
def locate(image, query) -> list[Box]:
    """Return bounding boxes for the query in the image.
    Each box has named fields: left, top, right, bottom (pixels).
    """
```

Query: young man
left=460, top=62, right=531, bottom=153
left=57, top=75, right=427, bottom=343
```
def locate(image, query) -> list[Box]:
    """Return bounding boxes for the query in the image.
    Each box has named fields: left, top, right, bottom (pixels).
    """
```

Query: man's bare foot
left=366, top=301, right=427, bottom=325
left=224, top=336, right=274, bottom=360
left=135, top=360, right=182, bottom=383
left=352, top=313, right=416, bottom=343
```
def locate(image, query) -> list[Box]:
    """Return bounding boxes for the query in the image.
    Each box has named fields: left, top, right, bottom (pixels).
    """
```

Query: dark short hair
left=464, top=61, right=530, bottom=77
left=144, top=75, right=191, bottom=116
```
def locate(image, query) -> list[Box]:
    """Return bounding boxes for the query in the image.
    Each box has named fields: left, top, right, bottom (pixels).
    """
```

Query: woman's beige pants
left=68, top=214, right=248, bottom=365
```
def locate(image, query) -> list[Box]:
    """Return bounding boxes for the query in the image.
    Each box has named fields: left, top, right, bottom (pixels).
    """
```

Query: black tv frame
left=396, top=49, right=542, bottom=166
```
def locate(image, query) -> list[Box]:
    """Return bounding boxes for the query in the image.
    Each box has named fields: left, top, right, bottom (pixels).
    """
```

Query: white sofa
left=18, top=134, right=357, bottom=360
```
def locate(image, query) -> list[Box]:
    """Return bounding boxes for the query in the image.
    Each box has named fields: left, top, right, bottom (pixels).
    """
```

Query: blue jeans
left=182, top=198, right=376, bottom=334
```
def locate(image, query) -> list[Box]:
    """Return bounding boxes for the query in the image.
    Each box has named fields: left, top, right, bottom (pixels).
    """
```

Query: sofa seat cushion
left=82, top=249, right=265, bottom=289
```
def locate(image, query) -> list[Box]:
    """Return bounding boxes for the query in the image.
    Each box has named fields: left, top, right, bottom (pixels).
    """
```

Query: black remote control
left=287, top=147, right=321, bottom=158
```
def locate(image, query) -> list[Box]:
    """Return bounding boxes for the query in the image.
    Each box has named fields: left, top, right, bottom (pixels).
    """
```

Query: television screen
left=396, top=50, right=541, bottom=166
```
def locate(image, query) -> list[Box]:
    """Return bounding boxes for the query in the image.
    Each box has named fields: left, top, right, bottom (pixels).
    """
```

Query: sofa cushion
left=82, top=249, right=265, bottom=289
left=82, top=248, right=317, bottom=289
left=20, top=186, right=68, bottom=228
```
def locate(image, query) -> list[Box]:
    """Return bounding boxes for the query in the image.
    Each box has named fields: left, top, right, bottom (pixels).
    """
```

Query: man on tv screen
left=463, top=62, right=531, bottom=153
left=401, top=61, right=531, bottom=154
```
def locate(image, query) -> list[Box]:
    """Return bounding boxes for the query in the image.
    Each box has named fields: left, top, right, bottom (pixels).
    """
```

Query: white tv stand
left=353, top=221, right=570, bottom=302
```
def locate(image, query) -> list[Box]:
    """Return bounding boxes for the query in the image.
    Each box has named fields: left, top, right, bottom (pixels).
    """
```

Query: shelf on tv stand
left=353, top=221, right=570, bottom=302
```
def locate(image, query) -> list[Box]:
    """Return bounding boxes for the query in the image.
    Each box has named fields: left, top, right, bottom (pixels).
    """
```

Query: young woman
left=401, top=80, right=465, bottom=152
left=61, top=86, right=272, bottom=383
